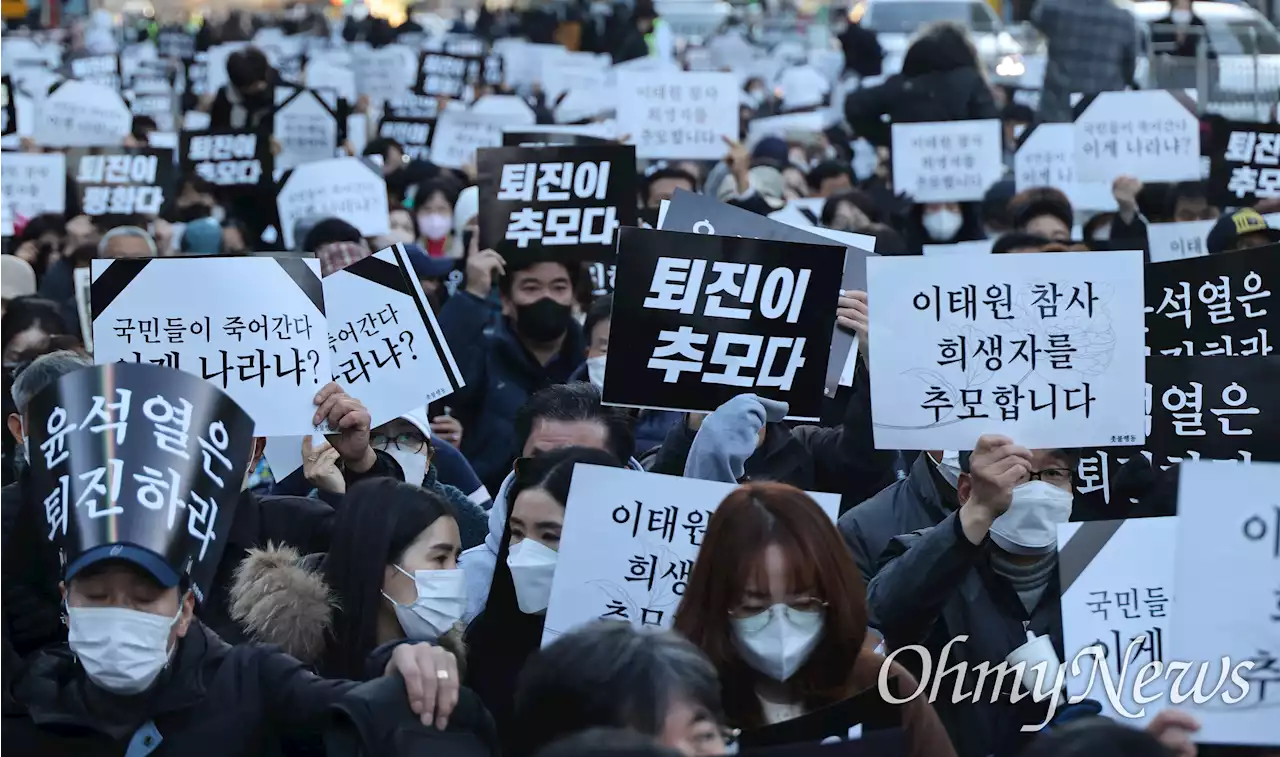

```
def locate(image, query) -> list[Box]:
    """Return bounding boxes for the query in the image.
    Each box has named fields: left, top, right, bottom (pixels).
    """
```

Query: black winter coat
left=844, top=68, right=1000, bottom=147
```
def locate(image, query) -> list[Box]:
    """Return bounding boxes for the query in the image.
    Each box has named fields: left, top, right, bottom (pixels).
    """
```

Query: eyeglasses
left=1029, top=468, right=1073, bottom=486
left=728, top=596, right=827, bottom=620
left=370, top=432, right=428, bottom=453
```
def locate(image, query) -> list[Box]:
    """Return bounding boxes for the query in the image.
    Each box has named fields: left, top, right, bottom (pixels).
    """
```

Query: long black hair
left=320, top=477, right=458, bottom=680
left=901, top=21, right=983, bottom=78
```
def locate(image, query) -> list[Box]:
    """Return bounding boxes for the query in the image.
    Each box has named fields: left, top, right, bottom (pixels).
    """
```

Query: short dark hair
left=820, top=189, right=879, bottom=226
left=17, top=213, right=66, bottom=246
left=805, top=160, right=853, bottom=192
left=1166, top=181, right=1209, bottom=218
left=498, top=259, right=577, bottom=297
left=3, top=298, right=71, bottom=361
left=302, top=217, right=363, bottom=252
left=532, top=728, right=685, bottom=757
left=513, top=622, right=725, bottom=757
left=226, top=46, right=270, bottom=90
left=510, top=445, right=623, bottom=507
left=131, top=115, right=158, bottom=141
left=992, top=231, right=1051, bottom=254
left=413, top=177, right=461, bottom=211
left=514, top=382, right=635, bottom=463
left=641, top=167, right=697, bottom=205
left=583, top=294, right=613, bottom=343
left=363, top=137, right=404, bottom=159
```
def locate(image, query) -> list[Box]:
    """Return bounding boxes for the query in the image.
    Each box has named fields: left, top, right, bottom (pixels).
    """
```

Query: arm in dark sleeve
left=866, top=510, right=985, bottom=645
left=843, top=81, right=896, bottom=147
left=1110, top=212, right=1149, bottom=255
left=649, top=419, right=696, bottom=477
left=258, top=647, right=362, bottom=734
left=436, top=292, right=492, bottom=422
left=343, top=448, right=399, bottom=490
left=967, top=71, right=1001, bottom=120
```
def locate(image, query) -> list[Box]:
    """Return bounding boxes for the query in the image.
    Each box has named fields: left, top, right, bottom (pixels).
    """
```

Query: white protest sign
left=1015, top=123, right=1118, bottom=212
left=323, top=244, right=463, bottom=428
left=276, top=158, right=390, bottom=250
left=263, top=433, right=327, bottom=483
left=541, top=465, right=840, bottom=646
left=351, top=44, right=418, bottom=103
left=503, top=122, right=619, bottom=142
left=1171, top=461, right=1279, bottom=746
left=922, top=240, right=995, bottom=256
left=1074, top=91, right=1201, bottom=184
left=1145, top=220, right=1217, bottom=263
left=542, top=56, right=611, bottom=103
left=35, top=80, right=131, bottom=147
left=866, top=251, right=1147, bottom=450
left=305, top=60, right=358, bottom=105
left=746, top=111, right=829, bottom=150
left=891, top=119, right=1004, bottom=203
left=429, top=111, right=506, bottom=170
left=90, top=257, right=331, bottom=437
left=469, top=95, right=537, bottom=124
left=1, top=153, right=66, bottom=220
left=616, top=71, right=738, bottom=160
left=272, top=89, right=340, bottom=176
left=1058, top=517, right=1177, bottom=730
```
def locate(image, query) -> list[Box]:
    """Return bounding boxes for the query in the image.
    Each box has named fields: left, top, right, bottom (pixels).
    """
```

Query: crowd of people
left=2, top=0, right=1278, bottom=756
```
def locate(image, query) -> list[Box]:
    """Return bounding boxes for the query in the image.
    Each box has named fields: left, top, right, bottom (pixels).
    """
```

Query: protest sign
left=922, top=240, right=995, bottom=257
left=1073, top=91, right=1200, bottom=184
left=65, top=53, right=121, bottom=90
left=541, top=464, right=839, bottom=645
left=74, top=148, right=174, bottom=219
left=615, top=71, right=738, bottom=160
left=1, top=152, right=65, bottom=220
left=157, top=30, right=196, bottom=61
left=74, top=267, right=92, bottom=351
left=737, top=687, right=903, bottom=748
left=476, top=144, right=637, bottom=264
left=91, top=257, right=330, bottom=437
left=890, top=120, right=1003, bottom=203
left=377, top=115, right=433, bottom=161
left=1172, top=461, right=1280, bottom=746
left=1057, top=517, right=1176, bottom=729
left=541, top=55, right=610, bottom=102
left=2, top=75, right=14, bottom=137
left=1014, top=123, right=1118, bottom=212
left=1073, top=356, right=1280, bottom=519
left=25, top=362, right=255, bottom=606
left=304, top=59, right=357, bottom=106
left=351, top=44, right=417, bottom=103
left=1145, top=220, right=1218, bottom=263
left=866, top=250, right=1147, bottom=450
left=1207, top=120, right=1280, bottom=206
left=429, top=111, right=505, bottom=170
left=272, top=88, right=340, bottom=175
left=1145, top=245, right=1275, bottom=357
left=501, top=125, right=614, bottom=147
left=124, top=88, right=175, bottom=132
left=36, top=79, right=132, bottom=147
left=322, top=244, right=463, bottom=427
left=383, top=91, right=442, bottom=120
left=415, top=52, right=500, bottom=100
left=604, top=227, right=843, bottom=420
left=180, top=129, right=272, bottom=190
left=660, top=188, right=873, bottom=397
left=276, top=157, right=390, bottom=249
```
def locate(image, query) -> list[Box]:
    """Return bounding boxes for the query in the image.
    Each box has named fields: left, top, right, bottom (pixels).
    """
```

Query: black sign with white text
left=603, top=227, right=843, bottom=420
left=377, top=116, right=434, bottom=161
left=74, top=148, right=175, bottom=219
left=383, top=92, right=441, bottom=121
left=2, top=75, right=14, bottom=137
left=158, top=30, right=197, bottom=61
left=179, top=129, right=272, bottom=189
left=25, top=362, right=255, bottom=605
left=415, top=52, right=503, bottom=100
left=1208, top=120, right=1280, bottom=206
left=477, top=144, right=637, bottom=264
left=1145, top=245, right=1276, bottom=358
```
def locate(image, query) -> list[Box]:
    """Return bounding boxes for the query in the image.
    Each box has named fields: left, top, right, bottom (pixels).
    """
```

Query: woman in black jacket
left=844, top=21, right=999, bottom=147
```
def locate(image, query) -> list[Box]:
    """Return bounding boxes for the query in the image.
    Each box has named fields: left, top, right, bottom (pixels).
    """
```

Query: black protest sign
left=1073, top=355, right=1280, bottom=520
left=158, top=29, right=197, bottom=61
left=603, top=227, right=843, bottom=420
left=25, top=362, right=255, bottom=605
left=183, top=57, right=209, bottom=100
left=74, top=148, right=175, bottom=219
left=1207, top=120, right=1280, bottom=207
left=1145, top=245, right=1275, bottom=358
left=377, top=115, right=434, bottom=161
left=180, top=129, right=272, bottom=190
left=742, top=730, right=907, bottom=757
left=125, top=89, right=176, bottom=132
left=415, top=52, right=502, bottom=100
left=2, top=75, right=14, bottom=137
left=502, top=130, right=613, bottom=148
left=384, top=92, right=441, bottom=120
left=737, top=684, right=904, bottom=749
left=477, top=144, right=637, bottom=264
left=66, top=53, right=121, bottom=90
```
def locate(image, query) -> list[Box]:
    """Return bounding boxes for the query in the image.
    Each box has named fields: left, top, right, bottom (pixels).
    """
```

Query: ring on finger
left=436, top=669, right=451, bottom=680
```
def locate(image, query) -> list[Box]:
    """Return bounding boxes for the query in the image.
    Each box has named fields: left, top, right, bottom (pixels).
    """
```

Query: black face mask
left=175, top=202, right=216, bottom=223
left=638, top=206, right=661, bottom=229
left=514, top=297, right=572, bottom=343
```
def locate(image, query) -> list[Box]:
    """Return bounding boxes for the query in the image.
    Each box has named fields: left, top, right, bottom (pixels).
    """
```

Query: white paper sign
left=90, top=257, right=331, bottom=436
left=1015, top=123, right=1118, bottom=212
left=276, top=158, right=391, bottom=249
left=1074, top=91, right=1201, bottom=184
left=323, top=244, right=463, bottom=428
left=351, top=44, right=418, bottom=103
left=35, top=80, right=132, bottom=147
left=429, top=111, right=505, bottom=170
left=541, top=465, right=840, bottom=646
left=541, top=56, right=611, bottom=102
left=273, top=89, right=340, bottom=175
left=1058, top=517, right=1177, bottom=730
left=1171, top=461, right=1280, bottom=746
left=891, top=120, right=1004, bottom=203
left=1145, top=220, right=1218, bottom=263
left=263, top=433, right=327, bottom=483
left=305, top=60, right=358, bottom=105
left=866, top=251, right=1147, bottom=450
left=615, top=71, right=738, bottom=160
left=0, top=153, right=66, bottom=220
left=922, top=240, right=995, bottom=257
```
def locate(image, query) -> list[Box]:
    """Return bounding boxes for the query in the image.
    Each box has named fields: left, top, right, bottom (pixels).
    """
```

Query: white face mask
left=1171, top=9, right=1192, bottom=25
left=988, top=481, right=1074, bottom=555
left=586, top=354, right=607, bottom=391
left=933, top=450, right=962, bottom=489
left=383, top=566, right=467, bottom=642
left=731, top=604, right=825, bottom=682
left=922, top=209, right=964, bottom=241
left=383, top=446, right=429, bottom=487
left=507, top=538, right=558, bottom=614
left=418, top=212, right=452, bottom=242
left=68, top=604, right=182, bottom=695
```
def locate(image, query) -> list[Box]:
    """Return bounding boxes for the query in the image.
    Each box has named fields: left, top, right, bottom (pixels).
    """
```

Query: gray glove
left=683, top=394, right=789, bottom=483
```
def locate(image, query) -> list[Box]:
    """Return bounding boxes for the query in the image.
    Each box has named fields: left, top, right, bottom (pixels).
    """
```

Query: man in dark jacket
left=437, top=249, right=585, bottom=495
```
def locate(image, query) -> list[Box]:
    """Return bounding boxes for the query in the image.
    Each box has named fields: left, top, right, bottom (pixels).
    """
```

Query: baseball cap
left=66, top=543, right=181, bottom=588
left=1206, top=208, right=1280, bottom=254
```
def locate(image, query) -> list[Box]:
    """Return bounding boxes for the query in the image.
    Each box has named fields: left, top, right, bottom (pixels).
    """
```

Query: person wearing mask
left=437, top=251, right=586, bottom=494
left=466, top=447, right=625, bottom=752
left=414, top=178, right=462, bottom=257
left=1009, top=188, right=1074, bottom=242
left=1205, top=207, right=1280, bottom=254
left=902, top=202, right=986, bottom=252
left=805, top=161, right=855, bottom=199
left=844, top=22, right=998, bottom=147
left=231, top=478, right=467, bottom=677
left=513, top=623, right=731, bottom=757
left=1031, top=0, right=1138, bottom=123
left=1151, top=0, right=1208, bottom=59
left=821, top=190, right=881, bottom=233
left=640, top=167, right=698, bottom=226
left=209, top=45, right=278, bottom=130
left=672, top=483, right=955, bottom=757
left=458, top=382, right=637, bottom=622
left=180, top=216, right=225, bottom=254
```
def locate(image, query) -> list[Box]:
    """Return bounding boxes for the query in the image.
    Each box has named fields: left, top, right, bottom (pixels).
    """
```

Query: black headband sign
left=25, top=362, right=254, bottom=604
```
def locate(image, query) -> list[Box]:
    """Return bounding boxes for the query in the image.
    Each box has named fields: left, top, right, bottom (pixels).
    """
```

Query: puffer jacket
left=844, top=67, right=999, bottom=147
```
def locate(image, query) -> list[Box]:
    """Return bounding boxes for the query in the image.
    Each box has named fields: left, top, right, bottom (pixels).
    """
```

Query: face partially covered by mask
left=515, top=298, right=573, bottom=343
left=922, top=205, right=964, bottom=241
left=732, top=604, right=825, bottom=681
left=988, top=480, right=1074, bottom=555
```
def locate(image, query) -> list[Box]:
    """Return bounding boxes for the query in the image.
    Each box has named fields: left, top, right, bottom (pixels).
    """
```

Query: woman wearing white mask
left=465, top=446, right=624, bottom=754
left=904, top=202, right=986, bottom=253
left=413, top=179, right=461, bottom=258
left=673, top=483, right=955, bottom=757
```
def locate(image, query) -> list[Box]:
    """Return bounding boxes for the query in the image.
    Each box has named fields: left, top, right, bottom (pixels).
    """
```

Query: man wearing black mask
left=436, top=248, right=585, bottom=495
left=210, top=46, right=278, bottom=130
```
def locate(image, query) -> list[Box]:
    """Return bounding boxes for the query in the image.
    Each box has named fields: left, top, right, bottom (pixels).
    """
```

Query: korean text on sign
left=500, top=161, right=616, bottom=246
left=1211, top=124, right=1280, bottom=205
left=76, top=151, right=166, bottom=216
left=616, top=71, right=737, bottom=160
left=1144, top=247, right=1274, bottom=358
left=185, top=131, right=263, bottom=186
left=891, top=119, right=1003, bottom=203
